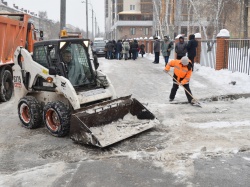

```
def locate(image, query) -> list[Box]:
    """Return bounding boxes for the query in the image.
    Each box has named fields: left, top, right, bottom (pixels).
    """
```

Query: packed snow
left=0, top=52, right=250, bottom=185
left=90, top=113, right=159, bottom=147
left=96, top=53, right=250, bottom=181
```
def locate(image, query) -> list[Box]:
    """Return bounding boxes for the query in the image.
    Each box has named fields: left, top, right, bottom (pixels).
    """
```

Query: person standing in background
left=140, top=43, right=145, bottom=57
left=131, top=39, right=139, bottom=60
left=115, top=40, right=122, bottom=60
left=175, top=36, right=187, bottom=59
left=152, top=36, right=160, bottom=64
left=122, top=40, right=130, bottom=60
left=187, top=34, right=198, bottom=71
left=161, top=35, right=174, bottom=66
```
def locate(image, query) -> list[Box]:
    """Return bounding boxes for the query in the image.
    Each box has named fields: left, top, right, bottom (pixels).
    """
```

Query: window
left=130, top=28, right=136, bottom=35
left=60, top=43, right=94, bottom=86
left=144, top=28, right=149, bottom=35
left=33, top=46, right=49, bottom=68
left=130, top=5, right=135, bottom=10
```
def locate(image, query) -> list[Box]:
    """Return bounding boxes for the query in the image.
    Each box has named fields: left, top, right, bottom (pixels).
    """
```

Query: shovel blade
left=70, top=96, right=158, bottom=147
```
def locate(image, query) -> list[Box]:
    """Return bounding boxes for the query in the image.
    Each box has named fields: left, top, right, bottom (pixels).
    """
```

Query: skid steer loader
left=13, top=38, right=158, bottom=147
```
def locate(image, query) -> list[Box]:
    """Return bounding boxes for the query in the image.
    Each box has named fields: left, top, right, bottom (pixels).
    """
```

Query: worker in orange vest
left=164, top=56, right=194, bottom=103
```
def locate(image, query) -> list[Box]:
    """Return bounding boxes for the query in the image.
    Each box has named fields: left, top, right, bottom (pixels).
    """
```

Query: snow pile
left=90, top=113, right=159, bottom=147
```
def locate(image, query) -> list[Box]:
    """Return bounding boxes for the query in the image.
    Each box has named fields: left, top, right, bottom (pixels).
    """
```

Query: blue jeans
left=164, top=56, right=170, bottom=66
left=116, top=52, right=121, bottom=59
left=108, top=51, right=112, bottom=59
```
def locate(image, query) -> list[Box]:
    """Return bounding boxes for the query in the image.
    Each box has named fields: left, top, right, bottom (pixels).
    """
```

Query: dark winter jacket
left=107, top=41, right=114, bottom=52
left=187, top=34, right=198, bottom=58
left=175, top=37, right=187, bottom=57
left=140, top=44, right=145, bottom=53
left=116, top=41, right=123, bottom=52
left=154, top=39, right=161, bottom=52
left=131, top=41, right=139, bottom=51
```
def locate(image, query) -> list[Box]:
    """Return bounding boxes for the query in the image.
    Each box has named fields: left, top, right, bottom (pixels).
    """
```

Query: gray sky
left=7, top=0, right=105, bottom=32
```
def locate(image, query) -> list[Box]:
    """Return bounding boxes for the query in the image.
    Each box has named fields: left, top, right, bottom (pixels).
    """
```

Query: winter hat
left=164, top=35, right=169, bottom=40
left=181, top=56, right=189, bottom=66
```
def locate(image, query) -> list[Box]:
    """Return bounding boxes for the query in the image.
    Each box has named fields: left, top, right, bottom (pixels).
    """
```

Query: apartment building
left=105, top=0, right=203, bottom=40
left=105, top=0, right=153, bottom=40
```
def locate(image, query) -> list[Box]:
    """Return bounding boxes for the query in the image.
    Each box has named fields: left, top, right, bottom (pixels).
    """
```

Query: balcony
left=111, top=20, right=153, bottom=30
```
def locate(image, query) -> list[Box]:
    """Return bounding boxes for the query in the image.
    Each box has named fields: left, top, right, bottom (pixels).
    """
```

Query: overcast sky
left=6, top=0, right=105, bottom=32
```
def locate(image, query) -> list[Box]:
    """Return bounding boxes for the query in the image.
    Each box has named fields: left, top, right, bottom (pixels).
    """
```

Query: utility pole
left=60, top=0, right=66, bottom=30
left=95, top=16, right=97, bottom=37
left=86, top=0, right=88, bottom=38
left=92, top=8, right=94, bottom=39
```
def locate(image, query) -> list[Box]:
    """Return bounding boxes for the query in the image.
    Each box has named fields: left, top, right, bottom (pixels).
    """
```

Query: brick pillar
left=216, top=29, right=230, bottom=70
left=149, top=40, right=153, bottom=54
left=194, top=34, right=201, bottom=64
left=144, top=40, right=147, bottom=53
left=174, top=38, right=179, bottom=59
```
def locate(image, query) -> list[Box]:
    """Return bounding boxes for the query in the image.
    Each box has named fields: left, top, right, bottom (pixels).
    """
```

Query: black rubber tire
left=43, top=101, right=71, bottom=137
left=18, top=96, right=42, bottom=129
left=0, top=69, right=13, bottom=102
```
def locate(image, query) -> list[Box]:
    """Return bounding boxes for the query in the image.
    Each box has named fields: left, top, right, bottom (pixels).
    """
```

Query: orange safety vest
left=165, top=59, right=192, bottom=85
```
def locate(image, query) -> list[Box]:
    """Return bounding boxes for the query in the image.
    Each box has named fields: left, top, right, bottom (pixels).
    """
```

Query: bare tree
left=188, top=0, right=241, bottom=39
left=243, top=0, right=249, bottom=38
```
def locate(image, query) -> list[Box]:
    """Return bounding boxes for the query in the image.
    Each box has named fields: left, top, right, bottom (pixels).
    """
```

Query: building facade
left=105, top=0, right=203, bottom=40
left=105, top=0, right=154, bottom=40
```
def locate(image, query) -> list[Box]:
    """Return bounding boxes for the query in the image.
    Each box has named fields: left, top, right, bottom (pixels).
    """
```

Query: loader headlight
left=46, top=77, right=53, bottom=83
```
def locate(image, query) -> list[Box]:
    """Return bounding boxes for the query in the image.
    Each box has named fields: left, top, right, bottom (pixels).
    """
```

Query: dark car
left=92, top=41, right=106, bottom=57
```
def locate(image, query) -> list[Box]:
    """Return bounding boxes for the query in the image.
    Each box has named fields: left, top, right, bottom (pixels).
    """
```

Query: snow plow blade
left=70, top=95, right=158, bottom=147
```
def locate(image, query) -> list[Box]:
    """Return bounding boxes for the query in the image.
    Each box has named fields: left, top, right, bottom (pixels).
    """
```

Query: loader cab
left=33, top=39, right=97, bottom=90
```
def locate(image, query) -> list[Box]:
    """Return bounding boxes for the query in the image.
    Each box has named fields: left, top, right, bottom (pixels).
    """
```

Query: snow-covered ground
left=97, top=53, right=250, bottom=181
left=0, top=53, right=250, bottom=186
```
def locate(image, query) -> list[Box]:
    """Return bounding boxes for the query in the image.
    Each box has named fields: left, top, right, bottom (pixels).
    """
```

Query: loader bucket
left=70, top=95, right=158, bottom=147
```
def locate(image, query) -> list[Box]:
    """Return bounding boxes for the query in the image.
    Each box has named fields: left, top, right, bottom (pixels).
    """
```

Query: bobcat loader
left=13, top=38, right=158, bottom=147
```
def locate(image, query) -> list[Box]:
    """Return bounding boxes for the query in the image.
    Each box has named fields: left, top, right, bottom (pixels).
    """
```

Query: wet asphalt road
left=50, top=152, right=250, bottom=187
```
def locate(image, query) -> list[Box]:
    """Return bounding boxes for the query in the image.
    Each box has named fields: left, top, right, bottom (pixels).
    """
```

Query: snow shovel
left=164, top=70, right=202, bottom=107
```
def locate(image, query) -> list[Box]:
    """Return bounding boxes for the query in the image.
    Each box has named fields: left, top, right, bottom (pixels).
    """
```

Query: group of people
left=104, top=39, right=145, bottom=60
left=153, top=34, right=197, bottom=70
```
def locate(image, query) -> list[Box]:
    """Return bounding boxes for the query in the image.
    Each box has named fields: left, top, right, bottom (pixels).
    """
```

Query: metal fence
left=200, top=40, right=217, bottom=69
left=225, top=39, right=250, bottom=75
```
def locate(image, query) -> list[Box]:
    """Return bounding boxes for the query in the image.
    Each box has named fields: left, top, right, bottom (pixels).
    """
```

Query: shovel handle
left=164, top=70, right=199, bottom=103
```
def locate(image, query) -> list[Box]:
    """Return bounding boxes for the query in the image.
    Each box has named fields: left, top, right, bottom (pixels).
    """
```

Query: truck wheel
left=43, top=101, right=70, bottom=137
left=0, top=69, right=13, bottom=102
left=18, top=96, right=42, bottom=129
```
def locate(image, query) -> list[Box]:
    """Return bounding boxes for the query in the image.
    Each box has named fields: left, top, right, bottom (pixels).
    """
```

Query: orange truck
left=0, top=13, right=42, bottom=102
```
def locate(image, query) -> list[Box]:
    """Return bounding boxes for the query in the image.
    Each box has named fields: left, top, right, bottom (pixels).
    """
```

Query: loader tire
left=43, top=101, right=70, bottom=137
left=18, top=96, right=42, bottom=129
left=0, top=69, right=13, bottom=102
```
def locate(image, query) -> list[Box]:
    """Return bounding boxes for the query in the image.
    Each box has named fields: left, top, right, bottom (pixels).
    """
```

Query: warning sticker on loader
left=42, top=69, right=48, bottom=75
